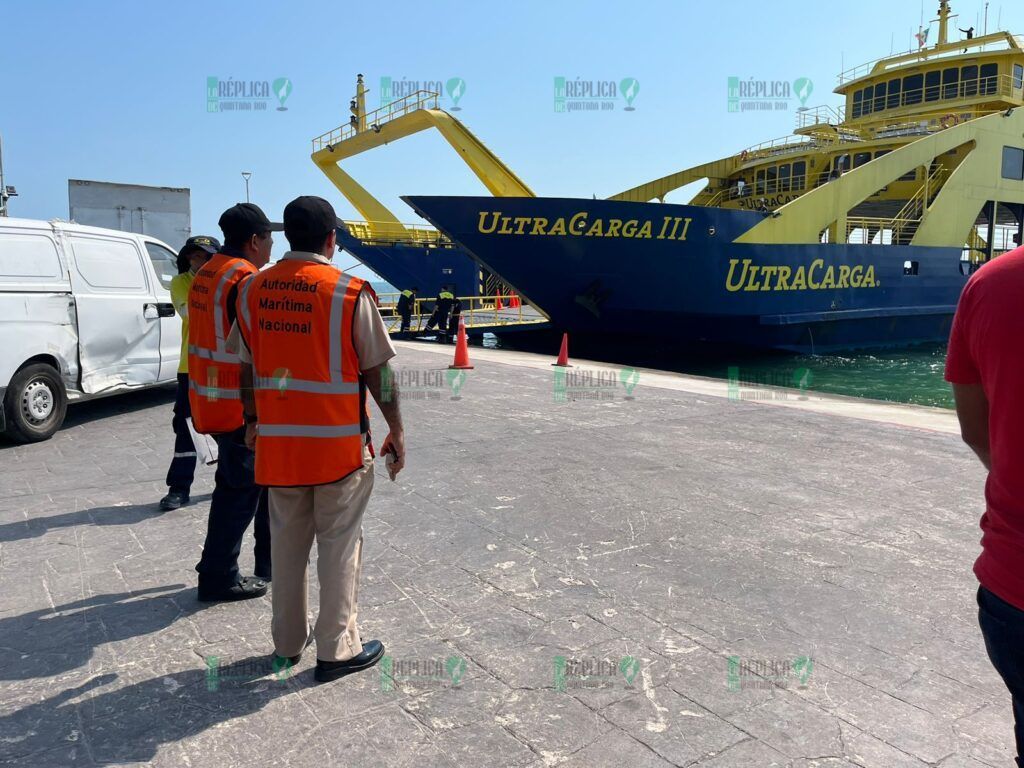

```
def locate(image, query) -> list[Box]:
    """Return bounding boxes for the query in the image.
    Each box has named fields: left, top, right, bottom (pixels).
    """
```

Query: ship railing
left=796, top=104, right=847, bottom=129
left=893, top=166, right=949, bottom=223
left=376, top=293, right=544, bottom=332
left=312, top=90, right=441, bottom=152
left=738, top=135, right=819, bottom=162
left=341, top=219, right=455, bottom=248
left=838, top=35, right=1022, bottom=87
left=705, top=174, right=810, bottom=207
left=849, top=74, right=1021, bottom=123
left=844, top=216, right=921, bottom=244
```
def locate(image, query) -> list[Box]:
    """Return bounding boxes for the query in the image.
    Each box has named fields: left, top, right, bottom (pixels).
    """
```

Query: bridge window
left=980, top=63, right=998, bottom=95
left=854, top=152, right=872, bottom=168
left=874, top=82, right=887, bottom=112
left=863, top=85, right=874, bottom=115
left=778, top=164, right=792, bottom=192
left=792, top=161, right=807, bottom=190
left=755, top=168, right=766, bottom=194
left=1002, top=147, right=1024, bottom=181
left=903, top=73, right=923, bottom=105
left=852, top=90, right=864, bottom=119
left=766, top=165, right=778, bottom=194
left=1015, top=64, right=1024, bottom=90
left=886, top=78, right=902, bottom=109
left=925, top=71, right=941, bottom=101
left=874, top=150, right=891, bottom=159
left=961, top=65, right=978, bottom=98
left=942, top=67, right=959, bottom=100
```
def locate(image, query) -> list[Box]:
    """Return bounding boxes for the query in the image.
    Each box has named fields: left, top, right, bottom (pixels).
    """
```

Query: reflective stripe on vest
left=187, top=255, right=255, bottom=433
left=237, top=261, right=366, bottom=486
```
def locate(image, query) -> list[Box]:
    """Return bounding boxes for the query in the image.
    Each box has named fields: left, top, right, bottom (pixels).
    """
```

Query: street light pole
left=241, top=171, right=252, bottom=203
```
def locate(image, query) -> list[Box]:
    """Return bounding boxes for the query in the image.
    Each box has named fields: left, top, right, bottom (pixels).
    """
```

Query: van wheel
left=3, top=364, right=68, bottom=443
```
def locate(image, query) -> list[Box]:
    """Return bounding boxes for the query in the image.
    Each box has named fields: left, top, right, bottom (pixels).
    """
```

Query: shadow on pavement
left=0, top=657, right=303, bottom=765
left=0, top=586, right=203, bottom=681
left=0, top=495, right=212, bottom=544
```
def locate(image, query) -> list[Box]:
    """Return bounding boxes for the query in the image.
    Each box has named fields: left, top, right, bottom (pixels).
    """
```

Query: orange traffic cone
left=495, top=294, right=504, bottom=310
left=552, top=333, right=572, bottom=367
left=509, top=292, right=520, bottom=308
left=450, top=317, right=474, bottom=369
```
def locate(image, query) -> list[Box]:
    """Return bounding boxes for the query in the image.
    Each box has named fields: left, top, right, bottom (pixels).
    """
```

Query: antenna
left=984, top=1, right=989, bottom=35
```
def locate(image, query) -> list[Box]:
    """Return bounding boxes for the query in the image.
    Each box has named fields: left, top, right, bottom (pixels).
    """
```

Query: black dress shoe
left=314, top=640, right=385, bottom=683
left=197, top=575, right=268, bottom=603
left=159, top=490, right=190, bottom=511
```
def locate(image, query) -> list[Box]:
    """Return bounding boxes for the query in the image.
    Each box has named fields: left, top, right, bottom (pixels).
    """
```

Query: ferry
left=395, top=3, right=1024, bottom=352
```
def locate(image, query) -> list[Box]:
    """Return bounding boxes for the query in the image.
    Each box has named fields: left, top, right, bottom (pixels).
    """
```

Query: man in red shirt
left=946, top=246, right=1024, bottom=766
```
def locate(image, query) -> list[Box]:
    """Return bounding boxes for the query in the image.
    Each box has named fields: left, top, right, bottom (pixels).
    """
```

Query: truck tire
left=3, top=364, right=68, bottom=443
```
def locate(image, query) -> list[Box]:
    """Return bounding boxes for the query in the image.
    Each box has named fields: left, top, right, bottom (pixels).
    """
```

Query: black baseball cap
left=178, top=235, right=221, bottom=258
left=283, top=196, right=341, bottom=244
left=217, top=203, right=283, bottom=243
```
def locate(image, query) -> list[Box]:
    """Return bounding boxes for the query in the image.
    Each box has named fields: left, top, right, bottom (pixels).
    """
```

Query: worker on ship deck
left=425, top=287, right=455, bottom=338
left=396, top=286, right=418, bottom=334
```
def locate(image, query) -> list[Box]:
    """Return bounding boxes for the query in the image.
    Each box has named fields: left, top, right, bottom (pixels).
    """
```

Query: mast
left=350, top=74, right=368, bottom=134
left=937, top=1, right=951, bottom=46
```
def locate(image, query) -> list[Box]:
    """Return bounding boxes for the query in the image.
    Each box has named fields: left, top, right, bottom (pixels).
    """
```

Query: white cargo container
left=0, top=217, right=182, bottom=442
left=68, top=179, right=191, bottom=251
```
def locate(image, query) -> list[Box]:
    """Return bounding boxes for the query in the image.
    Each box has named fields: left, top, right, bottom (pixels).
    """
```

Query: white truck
left=0, top=217, right=183, bottom=442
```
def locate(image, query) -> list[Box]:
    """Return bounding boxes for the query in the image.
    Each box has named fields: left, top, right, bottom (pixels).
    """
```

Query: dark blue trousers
left=195, top=427, right=271, bottom=589
left=978, top=586, right=1024, bottom=766
left=165, top=373, right=197, bottom=493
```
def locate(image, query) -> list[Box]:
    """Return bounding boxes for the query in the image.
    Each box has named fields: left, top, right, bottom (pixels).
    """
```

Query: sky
left=3, top=0, right=1021, bottom=279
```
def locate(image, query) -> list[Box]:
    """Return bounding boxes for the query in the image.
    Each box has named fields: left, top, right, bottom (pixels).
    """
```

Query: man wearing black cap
left=189, top=203, right=280, bottom=602
left=234, top=195, right=403, bottom=682
left=159, top=235, right=219, bottom=511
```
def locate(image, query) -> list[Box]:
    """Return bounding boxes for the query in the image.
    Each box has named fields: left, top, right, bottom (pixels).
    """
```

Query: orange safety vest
left=236, top=260, right=368, bottom=487
left=187, top=253, right=257, bottom=434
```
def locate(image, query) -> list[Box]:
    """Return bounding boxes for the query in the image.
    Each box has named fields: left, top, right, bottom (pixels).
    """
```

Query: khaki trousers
left=268, top=451, right=374, bottom=662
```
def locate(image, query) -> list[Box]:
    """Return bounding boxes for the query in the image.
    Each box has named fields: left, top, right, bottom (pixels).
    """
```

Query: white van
left=0, top=217, right=182, bottom=442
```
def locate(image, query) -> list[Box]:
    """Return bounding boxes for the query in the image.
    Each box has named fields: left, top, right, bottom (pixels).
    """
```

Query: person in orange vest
left=188, top=203, right=280, bottom=602
left=235, top=196, right=404, bottom=682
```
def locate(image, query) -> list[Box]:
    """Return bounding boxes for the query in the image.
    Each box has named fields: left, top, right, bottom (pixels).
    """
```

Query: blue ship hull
left=335, top=224, right=479, bottom=296
left=403, top=196, right=969, bottom=353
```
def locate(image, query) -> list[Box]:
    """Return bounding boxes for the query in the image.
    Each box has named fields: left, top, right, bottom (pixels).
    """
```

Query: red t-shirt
left=945, top=246, right=1024, bottom=611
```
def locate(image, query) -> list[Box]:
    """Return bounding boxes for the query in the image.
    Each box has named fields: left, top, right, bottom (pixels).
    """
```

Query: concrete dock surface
left=0, top=341, right=1014, bottom=767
